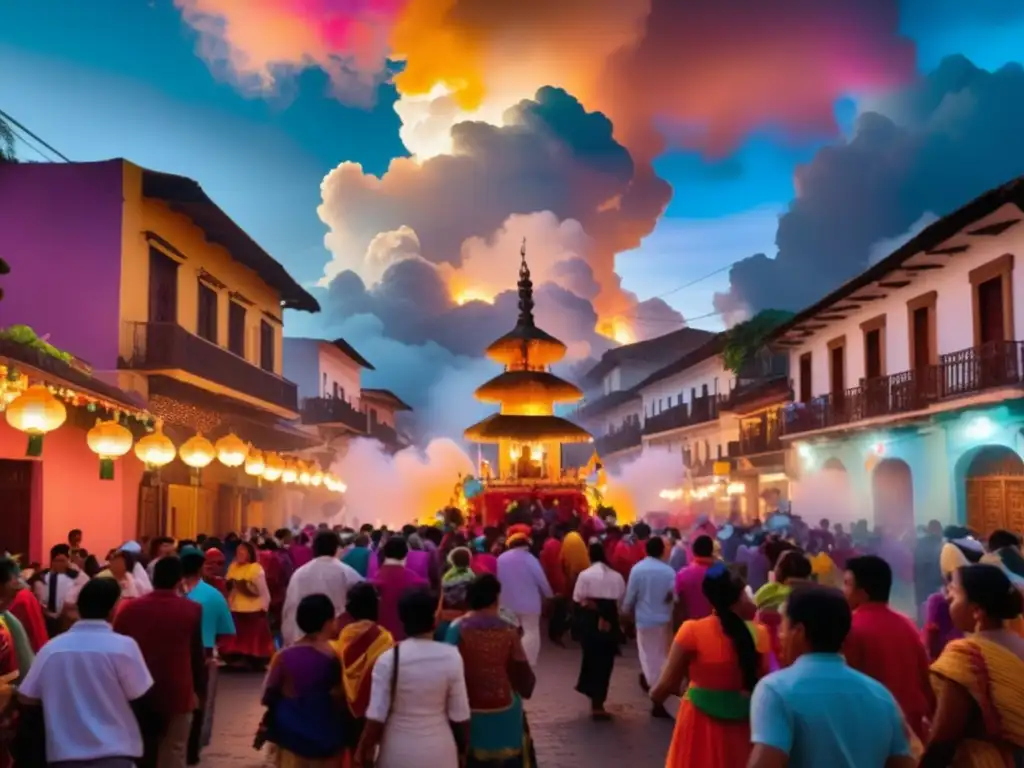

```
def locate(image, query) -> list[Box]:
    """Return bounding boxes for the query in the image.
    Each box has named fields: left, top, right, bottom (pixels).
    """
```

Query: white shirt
left=367, top=638, right=471, bottom=768
left=132, top=562, right=153, bottom=595
left=573, top=562, right=626, bottom=603
left=19, top=620, right=153, bottom=762
left=33, top=570, right=88, bottom=615
left=281, top=556, right=363, bottom=646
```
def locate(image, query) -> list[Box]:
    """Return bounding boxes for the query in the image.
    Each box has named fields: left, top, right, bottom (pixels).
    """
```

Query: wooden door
left=966, top=476, right=1024, bottom=538
left=0, top=460, right=33, bottom=559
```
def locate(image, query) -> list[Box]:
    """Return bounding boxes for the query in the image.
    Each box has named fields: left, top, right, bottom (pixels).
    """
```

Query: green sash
left=685, top=686, right=751, bottom=721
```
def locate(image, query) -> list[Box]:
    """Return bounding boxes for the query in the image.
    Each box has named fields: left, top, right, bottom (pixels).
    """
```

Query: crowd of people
left=0, top=509, right=1020, bottom=767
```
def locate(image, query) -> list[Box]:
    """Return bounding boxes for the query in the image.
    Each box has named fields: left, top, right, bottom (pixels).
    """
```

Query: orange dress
left=666, top=616, right=770, bottom=768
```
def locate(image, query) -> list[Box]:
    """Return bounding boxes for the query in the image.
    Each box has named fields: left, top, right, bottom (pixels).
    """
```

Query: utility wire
left=7, top=124, right=55, bottom=162
left=0, top=108, right=71, bottom=162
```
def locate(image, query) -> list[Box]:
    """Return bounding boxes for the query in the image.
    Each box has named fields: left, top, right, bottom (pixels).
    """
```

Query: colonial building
left=0, top=159, right=322, bottom=542
left=574, top=328, right=713, bottom=468
left=772, top=177, right=1024, bottom=538
left=283, top=337, right=412, bottom=454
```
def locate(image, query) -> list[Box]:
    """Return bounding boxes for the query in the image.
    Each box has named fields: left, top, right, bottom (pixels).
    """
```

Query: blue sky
left=3, top=0, right=1024, bottom=334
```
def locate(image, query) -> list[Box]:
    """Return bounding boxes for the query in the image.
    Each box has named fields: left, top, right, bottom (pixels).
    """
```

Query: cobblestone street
left=204, top=639, right=674, bottom=767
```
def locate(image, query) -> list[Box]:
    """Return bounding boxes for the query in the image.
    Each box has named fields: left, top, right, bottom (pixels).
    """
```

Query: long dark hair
left=702, top=562, right=759, bottom=692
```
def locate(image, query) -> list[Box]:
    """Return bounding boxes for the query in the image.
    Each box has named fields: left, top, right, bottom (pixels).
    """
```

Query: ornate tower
left=464, top=241, right=592, bottom=480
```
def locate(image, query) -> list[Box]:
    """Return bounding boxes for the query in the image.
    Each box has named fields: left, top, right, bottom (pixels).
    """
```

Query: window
left=147, top=247, right=179, bottom=323
left=860, top=315, right=886, bottom=380
left=828, top=336, right=846, bottom=399
left=197, top=281, right=218, bottom=343
left=907, top=291, right=937, bottom=370
left=228, top=301, right=246, bottom=356
left=259, top=320, right=275, bottom=372
left=799, top=352, right=812, bottom=403
left=970, top=254, right=1014, bottom=346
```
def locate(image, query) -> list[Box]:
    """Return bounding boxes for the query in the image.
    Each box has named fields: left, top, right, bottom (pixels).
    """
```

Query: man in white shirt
left=33, top=543, right=88, bottom=635
left=19, top=576, right=153, bottom=767
left=281, top=530, right=362, bottom=646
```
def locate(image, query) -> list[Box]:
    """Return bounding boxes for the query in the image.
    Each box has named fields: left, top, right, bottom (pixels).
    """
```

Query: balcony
left=301, top=397, right=367, bottom=433
left=738, top=408, right=784, bottom=455
left=369, top=421, right=404, bottom=448
left=719, top=376, right=792, bottom=414
left=119, top=321, right=298, bottom=414
left=595, top=424, right=642, bottom=455
left=643, top=394, right=718, bottom=435
left=783, top=341, right=1024, bottom=436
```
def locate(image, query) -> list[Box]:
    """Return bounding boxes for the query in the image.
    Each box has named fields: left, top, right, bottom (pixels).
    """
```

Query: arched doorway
left=823, top=457, right=846, bottom=472
left=872, top=459, right=915, bottom=539
left=963, top=444, right=1024, bottom=538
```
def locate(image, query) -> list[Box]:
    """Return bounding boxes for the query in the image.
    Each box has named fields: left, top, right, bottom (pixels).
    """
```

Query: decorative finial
left=517, top=237, right=534, bottom=327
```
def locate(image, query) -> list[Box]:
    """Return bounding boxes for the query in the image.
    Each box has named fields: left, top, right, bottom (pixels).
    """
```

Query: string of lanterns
left=1, top=372, right=345, bottom=493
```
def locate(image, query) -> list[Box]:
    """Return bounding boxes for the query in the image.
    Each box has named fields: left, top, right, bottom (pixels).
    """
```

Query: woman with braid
left=651, top=562, right=770, bottom=767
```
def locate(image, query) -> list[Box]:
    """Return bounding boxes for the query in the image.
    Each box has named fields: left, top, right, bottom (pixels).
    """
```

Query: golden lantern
left=298, top=461, right=311, bottom=486
left=262, top=452, right=284, bottom=481
left=310, top=468, right=324, bottom=487
left=323, top=472, right=346, bottom=494
left=86, top=418, right=133, bottom=480
left=281, top=460, right=298, bottom=484
left=134, top=421, right=176, bottom=468
left=179, top=432, right=215, bottom=469
left=5, top=384, right=67, bottom=456
left=244, top=447, right=265, bottom=477
left=215, top=433, right=248, bottom=468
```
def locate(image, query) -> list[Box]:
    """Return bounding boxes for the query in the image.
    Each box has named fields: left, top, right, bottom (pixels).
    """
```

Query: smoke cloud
left=717, top=57, right=1024, bottom=315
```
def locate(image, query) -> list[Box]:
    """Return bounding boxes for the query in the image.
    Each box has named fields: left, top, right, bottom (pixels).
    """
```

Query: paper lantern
left=244, top=447, right=265, bottom=477
left=134, top=421, right=176, bottom=468
left=310, top=468, right=324, bottom=487
left=262, top=452, right=284, bottom=481
left=87, top=419, right=133, bottom=480
left=323, top=473, right=346, bottom=494
left=215, top=433, right=248, bottom=468
left=5, top=384, right=67, bottom=456
left=179, top=433, right=215, bottom=469
left=281, top=460, right=298, bottom=484
left=298, top=461, right=311, bottom=486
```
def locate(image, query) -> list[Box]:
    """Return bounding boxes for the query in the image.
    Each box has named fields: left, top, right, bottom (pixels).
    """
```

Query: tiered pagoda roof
left=464, top=242, right=592, bottom=445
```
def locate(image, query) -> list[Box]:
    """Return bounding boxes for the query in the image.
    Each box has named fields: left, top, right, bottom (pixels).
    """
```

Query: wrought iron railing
left=300, top=397, right=366, bottom=432
left=643, top=394, right=718, bottom=435
left=595, top=424, right=642, bottom=455
left=783, top=341, right=1024, bottom=436
left=738, top=407, right=784, bottom=455
left=119, top=321, right=298, bottom=412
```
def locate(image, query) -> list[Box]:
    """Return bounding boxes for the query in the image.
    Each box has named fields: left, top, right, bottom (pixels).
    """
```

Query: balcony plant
left=0, top=324, right=73, bottom=364
left=722, top=309, right=794, bottom=375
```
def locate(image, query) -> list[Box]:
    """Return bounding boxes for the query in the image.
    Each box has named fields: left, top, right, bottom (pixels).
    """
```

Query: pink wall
left=0, top=161, right=125, bottom=370
left=0, top=420, right=140, bottom=563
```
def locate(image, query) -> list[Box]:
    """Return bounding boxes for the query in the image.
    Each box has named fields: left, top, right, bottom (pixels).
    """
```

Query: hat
left=178, top=545, right=204, bottom=560
left=506, top=524, right=532, bottom=548
left=940, top=542, right=969, bottom=577
left=120, top=541, right=142, bottom=554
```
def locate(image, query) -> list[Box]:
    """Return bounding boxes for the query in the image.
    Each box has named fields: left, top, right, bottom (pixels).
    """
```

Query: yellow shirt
left=227, top=562, right=265, bottom=613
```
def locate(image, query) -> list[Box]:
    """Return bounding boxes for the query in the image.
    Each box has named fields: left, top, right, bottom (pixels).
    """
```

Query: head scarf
left=506, top=524, right=532, bottom=549
left=940, top=542, right=970, bottom=578
left=560, top=531, right=590, bottom=581
left=443, top=547, right=475, bottom=584
left=407, top=533, right=424, bottom=551
left=120, top=541, right=142, bottom=555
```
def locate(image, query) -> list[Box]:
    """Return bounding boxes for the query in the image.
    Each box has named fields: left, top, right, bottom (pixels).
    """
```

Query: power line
left=0, top=108, right=71, bottom=163
left=7, top=124, right=56, bottom=162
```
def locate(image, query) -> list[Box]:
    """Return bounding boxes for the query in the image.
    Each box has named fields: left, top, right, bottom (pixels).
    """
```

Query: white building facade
left=774, top=185, right=1024, bottom=539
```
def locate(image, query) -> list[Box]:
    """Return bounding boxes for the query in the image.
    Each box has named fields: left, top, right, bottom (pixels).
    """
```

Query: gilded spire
left=517, top=238, right=534, bottom=328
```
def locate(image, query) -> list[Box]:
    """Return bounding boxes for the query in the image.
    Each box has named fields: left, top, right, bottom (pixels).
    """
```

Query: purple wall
left=0, top=160, right=125, bottom=370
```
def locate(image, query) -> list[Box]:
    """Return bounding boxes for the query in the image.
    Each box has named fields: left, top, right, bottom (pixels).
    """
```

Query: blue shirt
left=750, top=654, right=911, bottom=768
left=623, top=557, right=676, bottom=628
left=187, top=580, right=236, bottom=650
left=496, top=548, right=553, bottom=615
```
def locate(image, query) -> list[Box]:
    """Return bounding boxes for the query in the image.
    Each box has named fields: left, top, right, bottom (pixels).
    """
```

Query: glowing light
left=454, top=288, right=495, bottom=306
left=760, top=472, right=788, bottom=483
left=965, top=415, right=996, bottom=441
left=244, top=448, right=266, bottom=477
left=529, top=444, right=543, bottom=462
left=797, top=443, right=812, bottom=459
left=726, top=482, right=746, bottom=496
left=262, top=453, right=284, bottom=482
left=179, top=433, right=215, bottom=469
left=134, top=422, right=176, bottom=468
left=215, top=433, right=249, bottom=468
left=282, top=461, right=298, bottom=484
left=659, top=488, right=684, bottom=501
left=872, top=442, right=886, bottom=456
left=597, top=317, right=635, bottom=346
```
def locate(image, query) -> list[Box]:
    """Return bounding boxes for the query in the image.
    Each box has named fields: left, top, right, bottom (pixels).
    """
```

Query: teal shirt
left=750, top=654, right=911, bottom=768
left=187, top=580, right=235, bottom=649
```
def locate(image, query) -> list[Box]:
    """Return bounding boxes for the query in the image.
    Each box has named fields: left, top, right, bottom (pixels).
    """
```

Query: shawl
left=0, top=612, right=32, bottom=681
left=333, top=620, right=394, bottom=718
left=560, top=532, right=590, bottom=582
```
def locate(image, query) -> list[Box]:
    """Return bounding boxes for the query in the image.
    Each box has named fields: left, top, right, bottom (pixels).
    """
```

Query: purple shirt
left=923, top=590, right=961, bottom=661
left=496, top=547, right=553, bottom=615
left=674, top=558, right=714, bottom=621
left=370, top=564, right=427, bottom=641
left=736, top=545, right=770, bottom=592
